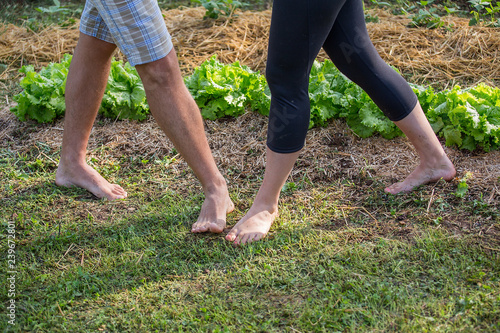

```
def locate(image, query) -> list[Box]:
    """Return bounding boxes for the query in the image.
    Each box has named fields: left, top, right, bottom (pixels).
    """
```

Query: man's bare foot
left=191, top=188, right=234, bottom=233
left=56, top=162, right=127, bottom=200
left=385, top=154, right=456, bottom=194
left=225, top=204, right=277, bottom=246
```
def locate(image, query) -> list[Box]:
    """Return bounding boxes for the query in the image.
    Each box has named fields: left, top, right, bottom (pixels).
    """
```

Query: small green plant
left=363, top=0, right=380, bottom=22
left=21, top=0, right=77, bottom=31
left=443, top=4, right=460, bottom=15
left=35, top=0, right=69, bottom=15
left=191, top=0, right=246, bottom=19
left=282, top=182, right=297, bottom=194
left=468, top=0, right=500, bottom=27
left=432, top=216, right=443, bottom=225
left=364, top=13, right=380, bottom=23
left=454, top=172, right=473, bottom=198
left=368, top=0, right=392, bottom=7
left=409, top=0, right=446, bottom=28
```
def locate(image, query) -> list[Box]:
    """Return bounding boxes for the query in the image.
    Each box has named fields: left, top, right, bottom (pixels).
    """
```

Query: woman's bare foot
left=225, top=204, right=278, bottom=246
left=386, top=102, right=457, bottom=194
left=191, top=188, right=234, bottom=233
left=385, top=154, right=456, bottom=194
left=56, top=161, right=127, bottom=200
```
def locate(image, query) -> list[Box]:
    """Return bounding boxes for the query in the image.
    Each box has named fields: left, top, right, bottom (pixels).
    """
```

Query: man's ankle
left=203, top=175, right=228, bottom=195
left=59, top=151, right=87, bottom=166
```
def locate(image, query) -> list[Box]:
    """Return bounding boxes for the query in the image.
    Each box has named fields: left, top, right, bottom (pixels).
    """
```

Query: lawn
left=1, top=1, right=499, bottom=332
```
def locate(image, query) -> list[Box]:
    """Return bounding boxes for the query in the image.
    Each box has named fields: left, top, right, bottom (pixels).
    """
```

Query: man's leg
left=56, top=33, right=128, bottom=200
left=135, top=50, right=234, bottom=233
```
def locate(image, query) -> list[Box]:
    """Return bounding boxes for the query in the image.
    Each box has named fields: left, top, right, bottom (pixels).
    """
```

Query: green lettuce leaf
left=10, top=55, right=500, bottom=152
left=99, top=60, right=149, bottom=121
left=184, top=55, right=270, bottom=119
left=11, top=55, right=71, bottom=123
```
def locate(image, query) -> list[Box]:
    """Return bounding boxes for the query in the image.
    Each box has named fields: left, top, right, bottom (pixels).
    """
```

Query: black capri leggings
left=266, top=0, right=418, bottom=153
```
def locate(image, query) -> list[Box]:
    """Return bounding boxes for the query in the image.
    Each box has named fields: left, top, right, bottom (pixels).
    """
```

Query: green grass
left=1, top=145, right=499, bottom=332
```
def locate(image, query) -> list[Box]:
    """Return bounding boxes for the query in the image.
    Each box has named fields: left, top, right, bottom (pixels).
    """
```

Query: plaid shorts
left=80, top=0, right=173, bottom=66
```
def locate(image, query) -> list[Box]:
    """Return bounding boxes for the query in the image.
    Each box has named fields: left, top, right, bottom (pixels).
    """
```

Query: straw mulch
left=1, top=7, right=499, bottom=86
left=163, top=7, right=271, bottom=74
left=369, top=10, right=500, bottom=88
left=0, top=22, right=79, bottom=72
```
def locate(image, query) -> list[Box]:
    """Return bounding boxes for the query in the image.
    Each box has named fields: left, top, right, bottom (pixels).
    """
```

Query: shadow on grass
left=2, top=179, right=499, bottom=332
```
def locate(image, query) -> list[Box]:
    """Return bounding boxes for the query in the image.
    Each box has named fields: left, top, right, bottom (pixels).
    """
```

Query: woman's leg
left=226, top=0, right=346, bottom=245
left=387, top=103, right=455, bottom=193
left=225, top=148, right=300, bottom=245
left=322, top=0, right=455, bottom=193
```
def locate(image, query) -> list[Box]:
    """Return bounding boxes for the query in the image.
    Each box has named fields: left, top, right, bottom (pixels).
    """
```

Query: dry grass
left=1, top=7, right=499, bottom=85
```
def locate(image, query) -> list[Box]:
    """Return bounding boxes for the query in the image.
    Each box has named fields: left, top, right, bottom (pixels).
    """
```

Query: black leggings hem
left=388, top=93, right=419, bottom=122
left=267, top=142, right=304, bottom=154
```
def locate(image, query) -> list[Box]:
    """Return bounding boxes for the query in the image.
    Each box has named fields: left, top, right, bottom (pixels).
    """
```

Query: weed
left=468, top=0, right=500, bottom=26
left=409, top=0, right=447, bottom=28
left=281, top=181, right=297, bottom=194
left=454, top=171, right=473, bottom=198
left=191, top=0, right=247, bottom=19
